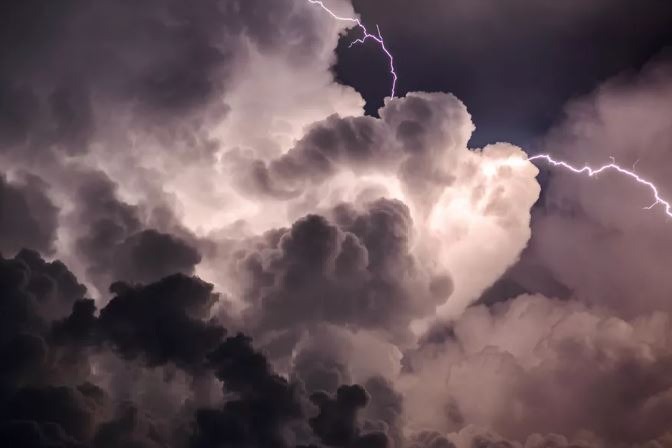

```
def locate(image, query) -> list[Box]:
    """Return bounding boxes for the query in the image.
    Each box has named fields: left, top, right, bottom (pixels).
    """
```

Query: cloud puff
left=229, top=199, right=448, bottom=343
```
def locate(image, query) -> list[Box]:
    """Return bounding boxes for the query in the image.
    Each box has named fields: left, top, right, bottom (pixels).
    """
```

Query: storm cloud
left=1, top=0, right=672, bottom=447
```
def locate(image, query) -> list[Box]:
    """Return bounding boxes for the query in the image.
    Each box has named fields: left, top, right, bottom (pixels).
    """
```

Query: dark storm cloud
left=309, top=384, right=390, bottom=448
left=12, top=249, right=88, bottom=322
left=339, top=0, right=672, bottom=146
left=73, top=172, right=142, bottom=283
left=0, top=174, right=59, bottom=256
left=5, top=384, right=106, bottom=442
left=231, top=199, right=448, bottom=342
left=63, top=262, right=409, bottom=447
left=196, top=335, right=399, bottom=448
left=97, top=275, right=224, bottom=370
left=0, top=0, right=326, bottom=156
left=111, top=230, right=202, bottom=286
left=53, top=274, right=224, bottom=372
left=54, top=277, right=314, bottom=447
left=0, top=250, right=101, bottom=448
left=3, top=0, right=672, bottom=446
left=0, top=251, right=189, bottom=443
left=2, top=246, right=401, bottom=448
left=0, top=249, right=86, bottom=350
left=73, top=172, right=202, bottom=290
left=192, top=333, right=308, bottom=448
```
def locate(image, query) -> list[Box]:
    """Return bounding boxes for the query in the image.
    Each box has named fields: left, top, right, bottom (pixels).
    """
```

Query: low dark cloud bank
left=0, top=250, right=397, bottom=448
left=2, top=0, right=672, bottom=447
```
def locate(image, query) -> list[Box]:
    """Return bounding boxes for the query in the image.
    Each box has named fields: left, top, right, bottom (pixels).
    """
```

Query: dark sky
left=336, top=0, right=672, bottom=147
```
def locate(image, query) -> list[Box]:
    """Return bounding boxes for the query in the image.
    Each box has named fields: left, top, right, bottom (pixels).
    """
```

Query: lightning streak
left=307, top=0, right=398, bottom=98
left=308, top=0, right=672, bottom=220
left=526, top=154, right=672, bottom=218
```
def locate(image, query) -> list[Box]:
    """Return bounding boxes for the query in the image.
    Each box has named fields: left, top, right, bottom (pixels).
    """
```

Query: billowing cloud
left=229, top=199, right=446, bottom=341
left=1, top=0, right=671, bottom=447
left=224, top=91, right=540, bottom=322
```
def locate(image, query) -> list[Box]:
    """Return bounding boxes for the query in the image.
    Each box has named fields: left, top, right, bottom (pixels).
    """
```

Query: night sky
left=1, top=1, right=672, bottom=447
left=338, top=0, right=672, bottom=146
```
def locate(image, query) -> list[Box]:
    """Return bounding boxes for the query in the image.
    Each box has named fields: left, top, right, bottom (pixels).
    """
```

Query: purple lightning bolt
left=307, top=0, right=398, bottom=98
left=527, top=154, right=672, bottom=218
left=309, top=0, right=672, bottom=221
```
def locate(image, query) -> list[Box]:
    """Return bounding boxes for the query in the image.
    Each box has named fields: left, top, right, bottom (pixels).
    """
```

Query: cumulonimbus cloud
left=1, top=0, right=671, bottom=447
